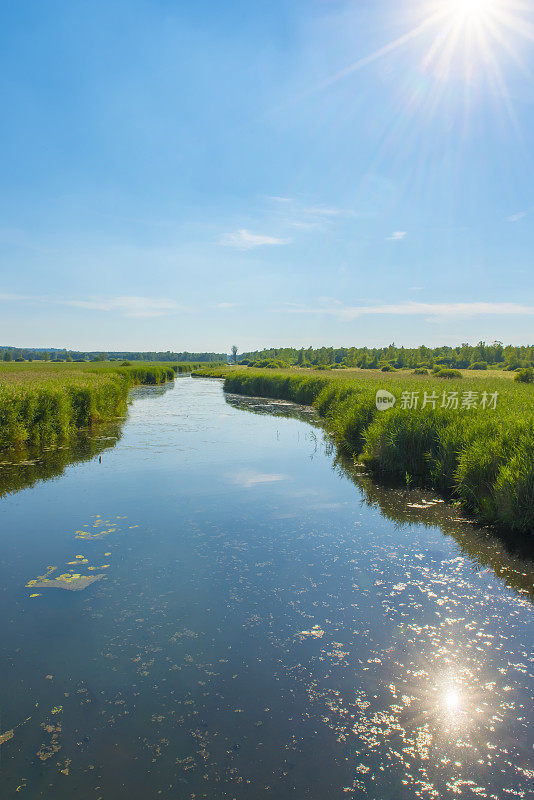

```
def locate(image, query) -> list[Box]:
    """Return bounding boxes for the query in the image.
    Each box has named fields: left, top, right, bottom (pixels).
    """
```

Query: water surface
left=0, top=377, right=532, bottom=799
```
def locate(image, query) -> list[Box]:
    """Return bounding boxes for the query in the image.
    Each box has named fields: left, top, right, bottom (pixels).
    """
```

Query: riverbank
left=193, top=366, right=534, bottom=535
left=0, top=362, right=178, bottom=450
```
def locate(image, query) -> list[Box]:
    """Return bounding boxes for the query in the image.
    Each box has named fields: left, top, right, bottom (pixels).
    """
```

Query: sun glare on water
left=444, top=689, right=461, bottom=712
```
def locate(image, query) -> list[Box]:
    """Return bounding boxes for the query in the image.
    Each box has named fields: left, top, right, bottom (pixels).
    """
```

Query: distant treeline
left=240, top=342, right=534, bottom=371
left=0, top=348, right=226, bottom=363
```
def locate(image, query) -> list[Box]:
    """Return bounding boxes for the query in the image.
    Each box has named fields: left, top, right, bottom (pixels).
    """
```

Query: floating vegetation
left=298, top=625, right=325, bottom=639
left=75, top=526, right=117, bottom=540
left=0, top=716, right=32, bottom=750
left=24, top=514, right=133, bottom=598
left=26, top=572, right=103, bottom=591
left=0, top=729, right=14, bottom=746
left=37, top=720, right=62, bottom=761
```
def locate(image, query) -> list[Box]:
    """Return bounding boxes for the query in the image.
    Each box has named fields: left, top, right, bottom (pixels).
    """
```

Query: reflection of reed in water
left=333, top=449, right=534, bottom=603
left=0, top=381, right=176, bottom=499
left=0, top=420, right=123, bottom=499
left=225, top=392, right=323, bottom=427
left=225, top=391, right=534, bottom=604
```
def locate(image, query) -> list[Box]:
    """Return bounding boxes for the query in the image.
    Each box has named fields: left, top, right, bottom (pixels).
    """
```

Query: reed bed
left=0, top=362, right=177, bottom=450
left=194, top=366, right=534, bottom=534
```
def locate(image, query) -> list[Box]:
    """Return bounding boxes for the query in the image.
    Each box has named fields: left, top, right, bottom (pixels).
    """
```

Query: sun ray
left=485, top=19, right=534, bottom=80
left=316, top=0, right=533, bottom=119
left=317, top=9, right=449, bottom=91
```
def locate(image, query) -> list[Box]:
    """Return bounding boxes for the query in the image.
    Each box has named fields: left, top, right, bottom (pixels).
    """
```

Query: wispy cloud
left=232, top=470, right=288, bottom=488
left=288, top=220, right=320, bottom=230
left=220, top=229, right=291, bottom=250
left=277, top=301, right=534, bottom=319
left=303, top=206, right=342, bottom=217
left=266, top=196, right=293, bottom=204
left=264, top=196, right=345, bottom=230
left=64, top=296, right=181, bottom=318
left=387, top=230, right=407, bottom=241
left=213, top=301, right=237, bottom=309
left=507, top=210, right=528, bottom=222
left=0, top=293, right=184, bottom=318
left=0, top=291, right=34, bottom=302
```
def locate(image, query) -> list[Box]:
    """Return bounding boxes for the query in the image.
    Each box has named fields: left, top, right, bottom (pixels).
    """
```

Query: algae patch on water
left=0, top=729, right=14, bottom=746
left=27, top=572, right=104, bottom=592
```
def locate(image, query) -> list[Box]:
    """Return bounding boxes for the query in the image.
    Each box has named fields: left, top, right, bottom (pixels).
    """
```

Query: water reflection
left=0, top=382, right=174, bottom=500
left=225, top=392, right=534, bottom=603
left=0, top=423, right=123, bottom=499
left=0, top=380, right=531, bottom=800
left=224, top=392, right=534, bottom=798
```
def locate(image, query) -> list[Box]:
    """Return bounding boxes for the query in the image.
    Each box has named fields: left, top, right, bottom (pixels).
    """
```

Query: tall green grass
left=195, top=366, right=534, bottom=534
left=0, top=362, right=177, bottom=450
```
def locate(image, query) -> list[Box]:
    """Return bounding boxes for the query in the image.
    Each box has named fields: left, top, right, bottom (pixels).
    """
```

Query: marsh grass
left=194, top=366, right=534, bottom=534
left=0, top=361, right=180, bottom=450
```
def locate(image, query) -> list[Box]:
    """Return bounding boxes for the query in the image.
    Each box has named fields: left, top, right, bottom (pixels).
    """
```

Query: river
left=0, top=377, right=532, bottom=799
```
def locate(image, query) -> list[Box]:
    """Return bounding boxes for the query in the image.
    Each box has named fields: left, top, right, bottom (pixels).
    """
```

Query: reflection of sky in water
left=0, top=377, right=532, bottom=799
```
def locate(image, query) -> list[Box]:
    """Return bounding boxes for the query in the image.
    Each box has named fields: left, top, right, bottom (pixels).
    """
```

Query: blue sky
left=1, top=0, right=533, bottom=351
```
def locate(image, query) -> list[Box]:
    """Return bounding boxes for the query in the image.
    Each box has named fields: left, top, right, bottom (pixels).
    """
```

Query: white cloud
left=507, top=211, right=528, bottom=222
left=266, top=196, right=293, bottom=204
left=220, top=229, right=291, bottom=250
left=277, top=301, right=534, bottom=319
left=303, top=206, right=342, bottom=217
left=62, top=296, right=181, bottom=318
left=0, top=291, right=34, bottom=302
left=289, top=220, right=320, bottom=230
left=263, top=196, right=346, bottom=231
left=0, top=293, right=184, bottom=318
left=388, top=231, right=407, bottom=241
left=232, top=470, right=287, bottom=488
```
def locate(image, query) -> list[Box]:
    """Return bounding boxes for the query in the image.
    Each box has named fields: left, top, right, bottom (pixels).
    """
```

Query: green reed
left=194, top=366, right=534, bottom=534
left=0, top=361, right=180, bottom=450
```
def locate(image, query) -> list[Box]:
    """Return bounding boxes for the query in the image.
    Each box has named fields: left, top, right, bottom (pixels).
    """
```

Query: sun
left=318, top=0, right=531, bottom=136
left=446, top=0, right=496, bottom=20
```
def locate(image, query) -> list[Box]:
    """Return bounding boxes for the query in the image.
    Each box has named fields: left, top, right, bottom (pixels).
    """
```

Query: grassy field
left=193, top=365, right=534, bottom=535
left=0, top=361, right=182, bottom=450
